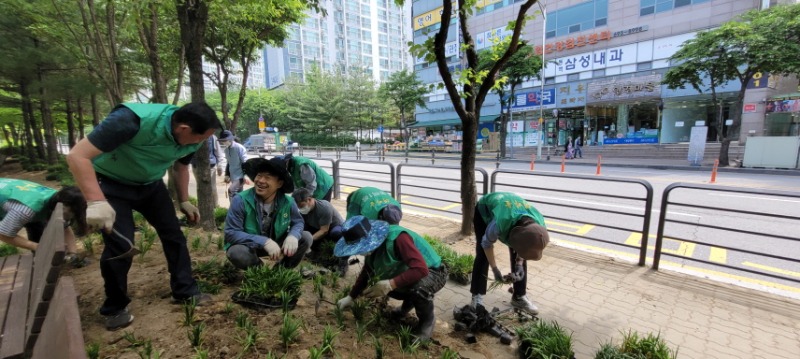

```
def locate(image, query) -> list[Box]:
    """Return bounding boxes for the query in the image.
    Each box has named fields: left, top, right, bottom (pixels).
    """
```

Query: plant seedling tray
left=231, top=291, right=298, bottom=310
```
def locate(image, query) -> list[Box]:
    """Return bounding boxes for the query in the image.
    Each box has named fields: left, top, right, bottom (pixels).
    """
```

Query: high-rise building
left=411, top=0, right=799, bottom=148
left=202, top=57, right=266, bottom=91
left=265, top=0, right=413, bottom=88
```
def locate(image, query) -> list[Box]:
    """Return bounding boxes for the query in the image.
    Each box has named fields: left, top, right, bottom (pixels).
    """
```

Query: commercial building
left=264, top=0, right=413, bottom=88
left=411, top=0, right=799, bottom=149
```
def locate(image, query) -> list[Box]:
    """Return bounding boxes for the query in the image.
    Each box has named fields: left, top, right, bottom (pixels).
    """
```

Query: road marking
left=709, top=247, right=727, bottom=264
left=710, top=193, right=800, bottom=203
left=552, top=237, right=800, bottom=294
left=624, top=233, right=697, bottom=258
left=743, top=262, right=800, bottom=279
left=400, top=195, right=461, bottom=211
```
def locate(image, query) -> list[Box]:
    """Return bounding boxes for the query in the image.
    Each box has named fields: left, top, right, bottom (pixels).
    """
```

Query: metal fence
left=333, top=160, right=396, bottom=200
left=654, top=183, right=800, bottom=285
left=396, top=164, right=488, bottom=217
left=491, top=170, right=654, bottom=266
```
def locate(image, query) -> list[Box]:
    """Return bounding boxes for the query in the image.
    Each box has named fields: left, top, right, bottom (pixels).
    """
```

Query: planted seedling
left=193, top=348, right=209, bottom=359
left=516, top=320, right=575, bottom=359
left=85, top=343, right=100, bottom=359
left=372, top=334, right=384, bottom=359
left=191, top=235, right=202, bottom=251
left=122, top=331, right=145, bottom=347
left=235, top=324, right=260, bottom=356
left=187, top=322, right=205, bottom=347
left=308, top=346, right=324, bottom=359
left=440, top=348, right=460, bottom=359
left=279, top=313, right=301, bottom=351
left=617, top=330, right=677, bottom=359
left=137, top=228, right=157, bottom=263
left=135, top=339, right=164, bottom=359
left=397, top=325, right=420, bottom=354
left=332, top=305, right=345, bottom=329
left=313, top=275, right=324, bottom=299
left=238, top=265, right=303, bottom=307
left=355, top=320, right=370, bottom=344
left=320, top=325, right=338, bottom=356
left=351, top=298, right=369, bottom=324
left=222, top=302, right=234, bottom=314
left=81, top=235, right=96, bottom=256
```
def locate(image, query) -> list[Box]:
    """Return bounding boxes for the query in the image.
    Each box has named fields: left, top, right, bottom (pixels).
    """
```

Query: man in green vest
left=0, top=179, right=87, bottom=260
left=334, top=215, right=447, bottom=342
left=345, top=186, right=403, bottom=224
left=469, top=192, right=550, bottom=315
left=281, top=154, right=333, bottom=201
left=223, top=157, right=312, bottom=270
left=66, top=102, right=221, bottom=331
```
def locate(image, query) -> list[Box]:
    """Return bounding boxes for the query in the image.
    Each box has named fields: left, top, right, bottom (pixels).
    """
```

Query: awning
left=411, top=114, right=501, bottom=128
left=770, top=92, right=800, bottom=100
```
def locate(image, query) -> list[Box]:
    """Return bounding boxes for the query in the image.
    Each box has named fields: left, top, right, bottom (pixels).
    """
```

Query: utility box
left=742, top=136, right=800, bottom=169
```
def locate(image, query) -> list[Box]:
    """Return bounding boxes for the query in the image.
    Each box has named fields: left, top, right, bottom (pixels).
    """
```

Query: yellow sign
left=476, top=0, right=501, bottom=9
left=413, top=2, right=457, bottom=31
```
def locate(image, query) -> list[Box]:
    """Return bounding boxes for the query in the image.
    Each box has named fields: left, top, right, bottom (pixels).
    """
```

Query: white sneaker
left=511, top=295, right=539, bottom=315
left=470, top=294, right=484, bottom=309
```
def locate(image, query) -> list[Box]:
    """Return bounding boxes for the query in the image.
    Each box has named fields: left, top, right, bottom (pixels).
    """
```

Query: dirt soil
left=3, top=160, right=518, bottom=359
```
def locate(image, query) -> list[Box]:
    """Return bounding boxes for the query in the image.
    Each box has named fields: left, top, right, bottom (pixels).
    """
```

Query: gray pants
left=226, top=231, right=313, bottom=270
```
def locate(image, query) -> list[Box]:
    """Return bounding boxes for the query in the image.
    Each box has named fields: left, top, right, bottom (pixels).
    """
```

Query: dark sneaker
left=511, top=295, right=539, bottom=315
left=175, top=293, right=213, bottom=306
left=105, top=308, right=134, bottom=331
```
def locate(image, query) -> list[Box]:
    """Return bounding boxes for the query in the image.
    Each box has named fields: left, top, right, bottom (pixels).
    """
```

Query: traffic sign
left=378, top=125, right=384, bottom=133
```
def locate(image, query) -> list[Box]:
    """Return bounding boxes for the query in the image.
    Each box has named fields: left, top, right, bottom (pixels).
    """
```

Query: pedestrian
left=291, top=188, right=347, bottom=274
left=219, top=130, right=247, bottom=200
left=469, top=192, right=550, bottom=315
left=282, top=153, right=334, bottom=201
left=335, top=215, right=447, bottom=342
left=574, top=135, right=583, bottom=158
left=223, top=157, right=312, bottom=270
left=565, top=136, right=574, bottom=159
left=0, top=179, right=87, bottom=262
left=345, top=186, right=402, bottom=224
left=66, top=102, right=220, bottom=330
left=191, top=134, right=226, bottom=208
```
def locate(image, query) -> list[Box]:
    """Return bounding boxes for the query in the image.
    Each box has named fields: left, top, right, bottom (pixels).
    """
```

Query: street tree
left=663, top=4, right=800, bottom=166
left=379, top=69, right=428, bottom=155
left=478, top=42, right=542, bottom=158
left=406, top=0, right=539, bottom=234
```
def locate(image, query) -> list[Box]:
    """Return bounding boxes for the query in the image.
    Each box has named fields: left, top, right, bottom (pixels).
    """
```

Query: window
left=636, top=61, right=652, bottom=71
left=545, top=77, right=556, bottom=85
left=379, top=34, right=388, bottom=45
left=567, top=73, right=580, bottom=81
left=288, top=42, right=300, bottom=56
left=640, top=0, right=710, bottom=16
left=362, top=29, right=371, bottom=40
left=289, top=56, right=300, bottom=70
left=546, top=0, right=608, bottom=39
left=592, top=69, right=605, bottom=77
left=379, top=46, right=389, bottom=57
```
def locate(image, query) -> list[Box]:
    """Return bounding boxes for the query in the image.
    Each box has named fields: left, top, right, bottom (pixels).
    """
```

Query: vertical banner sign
left=258, top=115, right=265, bottom=131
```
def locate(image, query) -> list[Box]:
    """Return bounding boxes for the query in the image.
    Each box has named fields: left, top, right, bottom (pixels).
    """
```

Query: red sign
left=535, top=30, right=612, bottom=55
left=743, top=103, right=757, bottom=113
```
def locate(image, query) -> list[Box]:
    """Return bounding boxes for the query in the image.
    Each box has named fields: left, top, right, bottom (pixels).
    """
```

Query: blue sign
left=603, top=137, right=658, bottom=145
left=512, top=89, right=556, bottom=111
left=377, top=125, right=384, bottom=133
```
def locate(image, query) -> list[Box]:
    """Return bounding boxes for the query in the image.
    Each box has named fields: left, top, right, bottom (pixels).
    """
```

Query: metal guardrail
left=491, top=170, right=654, bottom=266
left=396, top=164, right=489, bottom=217
left=333, top=160, right=396, bottom=200
left=653, top=183, right=800, bottom=283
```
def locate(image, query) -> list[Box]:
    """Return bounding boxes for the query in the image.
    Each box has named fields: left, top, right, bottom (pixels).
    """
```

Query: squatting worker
left=67, top=102, right=221, bottom=331
left=468, top=192, right=549, bottom=315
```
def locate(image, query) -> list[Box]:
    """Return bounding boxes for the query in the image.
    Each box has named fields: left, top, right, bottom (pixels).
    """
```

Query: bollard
left=560, top=155, right=566, bottom=173
left=496, top=151, right=501, bottom=169
left=431, top=150, right=435, bottom=165
left=596, top=155, right=602, bottom=175
left=530, top=154, right=535, bottom=171
left=405, top=152, right=409, bottom=163
left=710, top=159, right=719, bottom=183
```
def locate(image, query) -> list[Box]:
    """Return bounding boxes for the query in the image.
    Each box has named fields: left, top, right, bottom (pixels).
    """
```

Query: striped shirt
left=0, top=200, right=36, bottom=237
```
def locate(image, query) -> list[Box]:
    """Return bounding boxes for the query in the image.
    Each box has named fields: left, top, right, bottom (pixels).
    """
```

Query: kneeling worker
left=335, top=215, right=447, bottom=341
left=345, top=186, right=402, bottom=224
left=292, top=188, right=347, bottom=274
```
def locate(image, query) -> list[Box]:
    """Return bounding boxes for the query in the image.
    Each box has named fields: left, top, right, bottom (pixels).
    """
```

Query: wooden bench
left=0, top=204, right=87, bottom=359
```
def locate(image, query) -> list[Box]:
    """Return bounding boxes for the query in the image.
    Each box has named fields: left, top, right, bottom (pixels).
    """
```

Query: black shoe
left=412, top=298, right=435, bottom=342
left=390, top=300, right=414, bottom=320
left=105, top=307, right=134, bottom=331
left=174, top=293, right=213, bottom=306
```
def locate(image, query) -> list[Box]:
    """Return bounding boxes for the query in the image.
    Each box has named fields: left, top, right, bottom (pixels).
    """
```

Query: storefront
left=585, top=74, right=662, bottom=144
left=764, top=94, right=800, bottom=136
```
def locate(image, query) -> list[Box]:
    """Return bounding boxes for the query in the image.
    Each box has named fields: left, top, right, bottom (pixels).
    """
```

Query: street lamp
left=536, top=1, right=547, bottom=160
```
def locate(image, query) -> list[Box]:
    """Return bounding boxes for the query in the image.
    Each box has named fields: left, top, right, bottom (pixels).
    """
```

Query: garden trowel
left=104, top=229, right=141, bottom=261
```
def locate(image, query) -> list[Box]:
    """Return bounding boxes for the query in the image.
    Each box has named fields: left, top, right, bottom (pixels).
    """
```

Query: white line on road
left=710, top=193, right=800, bottom=204
left=535, top=195, right=700, bottom=217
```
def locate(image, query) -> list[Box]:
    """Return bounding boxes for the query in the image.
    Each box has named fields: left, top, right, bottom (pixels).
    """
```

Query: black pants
left=97, top=176, right=198, bottom=315
left=470, top=206, right=527, bottom=296
left=321, top=187, right=333, bottom=202
left=388, top=265, right=449, bottom=302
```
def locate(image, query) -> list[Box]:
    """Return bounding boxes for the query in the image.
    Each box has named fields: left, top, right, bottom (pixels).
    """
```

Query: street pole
left=509, top=102, right=514, bottom=158
left=536, top=1, right=547, bottom=160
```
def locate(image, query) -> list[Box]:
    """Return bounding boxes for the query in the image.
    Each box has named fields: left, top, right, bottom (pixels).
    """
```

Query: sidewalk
left=328, top=201, right=800, bottom=359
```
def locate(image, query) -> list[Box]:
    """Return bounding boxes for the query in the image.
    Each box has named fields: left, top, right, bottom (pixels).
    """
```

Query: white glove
left=224, top=176, right=231, bottom=183
left=263, top=239, right=281, bottom=260
left=337, top=296, right=353, bottom=310
left=86, top=200, right=115, bottom=232
left=180, top=201, right=200, bottom=224
left=282, top=235, right=299, bottom=257
left=363, top=280, right=393, bottom=298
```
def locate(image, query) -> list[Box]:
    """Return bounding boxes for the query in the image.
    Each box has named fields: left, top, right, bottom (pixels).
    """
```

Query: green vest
left=289, top=156, right=333, bottom=200
left=0, top=179, right=55, bottom=222
left=224, top=188, right=293, bottom=250
left=477, top=192, right=546, bottom=245
left=346, top=187, right=400, bottom=220
left=366, top=225, right=442, bottom=280
left=92, top=103, right=203, bottom=185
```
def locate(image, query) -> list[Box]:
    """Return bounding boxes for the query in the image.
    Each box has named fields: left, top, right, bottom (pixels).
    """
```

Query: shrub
left=593, top=330, right=678, bottom=359
left=0, top=243, right=20, bottom=257
left=214, top=207, right=228, bottom=227
left=423, top=235, right=474, bottom=284
left=239, top=265, right=303, bottom=304
left=516, top=320, right=575, bottom=359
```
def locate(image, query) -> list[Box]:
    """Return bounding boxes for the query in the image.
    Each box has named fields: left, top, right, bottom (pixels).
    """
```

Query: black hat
left=219, top=130, right=235, bottom=141
left=242, top=157, right=294, bottom=193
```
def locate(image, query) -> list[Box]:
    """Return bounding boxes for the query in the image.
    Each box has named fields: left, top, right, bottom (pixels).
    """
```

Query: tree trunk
left=37, top=67, right=59, bottom=165
left=172, top=46, right=187, bottom=105
left=460, top=111, right=478, bottom=235
left=90, top=93, right=101, bottom=127
left=66, top=99, right=76, bottom=149
left=231, top=49, right=253, bottom=133
left=77, top=98, right=86, bottom=139
left=177, top=0, right=214, bottom=230
left=138, top=1, right=168, bottom=103
left=20, top=82, right=43, bottom=161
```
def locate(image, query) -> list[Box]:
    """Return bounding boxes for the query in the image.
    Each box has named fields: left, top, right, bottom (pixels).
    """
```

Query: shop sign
left=613, top=25, right=648, bottom=38
left=746, top=72, right=779, bottom=89
left=413, top=2, right=457, bottom=31
left=587, top=74, right=662, bottom=103
left=476, top=26, right=513, bottom=50
left=476, top=0, right=502, bottom=9
left=556, top=82, right=587, bottom=107
left=743, top=103, right=757, bottom=113
left=528, top=120, right=540, bottom=130
left=766, top=99, right=800, bottom=113
left=552, top=43, right=637, bottom=76
left=603, top=137, right=658, bottom=145
left=445, top=40, right=459, bottom=58
left=507, top=120, right=524, bottom=133
left=535, top=30, right=612, bottom=55
left=511, top=88, right=556, bottom=111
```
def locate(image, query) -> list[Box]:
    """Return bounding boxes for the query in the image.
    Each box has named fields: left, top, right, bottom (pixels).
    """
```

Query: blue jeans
left=97, top=176, right=199, bottom=315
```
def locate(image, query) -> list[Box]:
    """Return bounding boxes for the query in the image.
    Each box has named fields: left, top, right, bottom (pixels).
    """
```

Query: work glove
left=263, top=239, right=281, bottom=260
left=337, top=295, right=353, bottom=310
left=363, top=280, right=393, bottom=298
left=224, top=176, right=231, bottom=183
left=180, top=201, right=200, bottom=224
left=282, top=235, right=299, bottom=257
left=216, top=168, right=223, bottom=177
left=511, top=263, right=525, bottom=283
left=86, top=200, right=115, bottom=233
left=491, top=266, right=504, bottom=282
